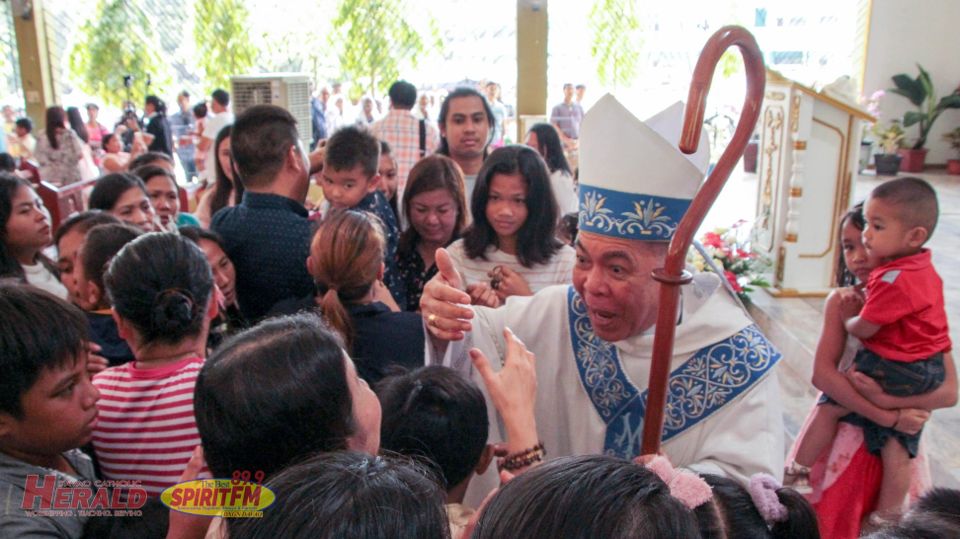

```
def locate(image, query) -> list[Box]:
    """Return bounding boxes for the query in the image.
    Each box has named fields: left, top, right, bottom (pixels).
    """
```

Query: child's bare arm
left=812, top=290, right=898, bottom=428
left=848, top=352, right=958, bottom=410
left=845, top=315, right=882, bottom=339
left=836, top=286, right=882, bottom=338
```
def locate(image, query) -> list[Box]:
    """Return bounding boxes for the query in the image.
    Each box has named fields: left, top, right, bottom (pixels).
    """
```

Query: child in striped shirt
left=91, top=233, right=215, bottom=496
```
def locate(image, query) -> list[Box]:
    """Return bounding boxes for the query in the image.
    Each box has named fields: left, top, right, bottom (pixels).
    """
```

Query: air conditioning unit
left=231, top=73, right=312, bottom=150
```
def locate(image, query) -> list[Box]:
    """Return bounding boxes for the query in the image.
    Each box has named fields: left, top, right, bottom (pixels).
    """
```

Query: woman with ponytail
left=308, top=209, right=424, bottom=384
left=89, top=232, right=216, bottom=496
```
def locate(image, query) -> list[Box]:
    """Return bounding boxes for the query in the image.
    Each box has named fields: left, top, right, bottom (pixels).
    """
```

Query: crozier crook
left=641, top=26, right=766, bottom=455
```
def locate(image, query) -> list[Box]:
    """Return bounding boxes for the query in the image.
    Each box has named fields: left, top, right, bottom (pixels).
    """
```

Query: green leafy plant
left=943, top=127, right=960, bottom=159
left=329, top=0, right=441, bottom=100
left=69, top=0, right=171, bottom=108
left=194, top=0, right=258, bottom=91
left=588, top=0, right=642, bottom=89
left=871, top=120, right=905, bottom=155
left=888, top=64, right=960, bottom=149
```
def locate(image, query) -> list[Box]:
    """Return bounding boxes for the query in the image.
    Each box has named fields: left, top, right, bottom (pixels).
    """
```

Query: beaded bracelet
left=498, top=441, right=546, bottom=471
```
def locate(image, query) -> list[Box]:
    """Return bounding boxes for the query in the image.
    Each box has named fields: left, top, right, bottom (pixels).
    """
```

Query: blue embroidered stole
left=566, top=286, right=781, bottom=458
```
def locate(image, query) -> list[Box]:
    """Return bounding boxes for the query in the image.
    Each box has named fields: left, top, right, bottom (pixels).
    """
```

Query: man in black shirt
left=212, top=105, right=315, bottom=321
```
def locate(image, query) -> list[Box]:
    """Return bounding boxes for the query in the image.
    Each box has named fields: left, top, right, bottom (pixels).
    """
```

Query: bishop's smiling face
left=572, top=232, right=667, bottom=342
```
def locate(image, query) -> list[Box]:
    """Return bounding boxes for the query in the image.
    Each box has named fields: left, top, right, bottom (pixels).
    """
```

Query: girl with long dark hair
left=446, top=145, right=574, bottom=306
left=0, top=175, right=65, bottom=298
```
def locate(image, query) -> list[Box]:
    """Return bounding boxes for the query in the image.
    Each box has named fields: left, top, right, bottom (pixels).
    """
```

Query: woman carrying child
left=785, top=201, right=957, bottom=537
left=446, top=145, right=575, bottom=307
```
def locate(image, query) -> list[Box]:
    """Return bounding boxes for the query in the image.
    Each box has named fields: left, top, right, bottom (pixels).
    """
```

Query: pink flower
left=703, top=231, right=724, bottom=249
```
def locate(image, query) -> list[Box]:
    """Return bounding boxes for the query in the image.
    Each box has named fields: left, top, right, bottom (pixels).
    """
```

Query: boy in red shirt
left=844, top=177, right=951, bottom=524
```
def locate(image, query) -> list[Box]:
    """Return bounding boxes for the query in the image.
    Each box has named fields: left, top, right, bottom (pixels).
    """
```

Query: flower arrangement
left=688, top=220, right=771, bottom=302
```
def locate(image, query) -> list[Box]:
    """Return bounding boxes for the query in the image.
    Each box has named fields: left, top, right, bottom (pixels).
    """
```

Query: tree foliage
left=329, top=0, right=441, bottom=100
left=68, top=0, right=171, bottom=108
left=194, top=0, right=258, bottom=91
left=588, top=0, right=642, bottom=89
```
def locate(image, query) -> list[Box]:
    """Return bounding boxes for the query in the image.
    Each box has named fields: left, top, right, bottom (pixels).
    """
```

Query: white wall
left=863, top=0, right=960, bottom=164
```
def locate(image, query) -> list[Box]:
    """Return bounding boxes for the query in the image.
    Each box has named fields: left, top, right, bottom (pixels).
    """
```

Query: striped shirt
left=446, top=240, right=576, bottom=295
left=91, top=356, right=205, bottom=496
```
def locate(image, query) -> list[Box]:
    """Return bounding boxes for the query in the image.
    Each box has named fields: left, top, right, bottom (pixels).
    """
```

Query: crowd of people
left=0, top=74, right=955, bottom=539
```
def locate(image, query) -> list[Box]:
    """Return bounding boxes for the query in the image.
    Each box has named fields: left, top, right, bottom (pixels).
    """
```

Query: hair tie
left=748, top=473, right=788, bottom=525
left=319, top=283, right=339, bottom=298
left=638, top=455, right=712, bottom=509
left=152, top=288, right=197, bottom=330
left=154, top=288, right=195, bottom=310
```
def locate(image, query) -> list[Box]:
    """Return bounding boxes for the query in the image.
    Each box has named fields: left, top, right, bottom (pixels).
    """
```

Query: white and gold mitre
left=578, top=95, right=709, bottom=242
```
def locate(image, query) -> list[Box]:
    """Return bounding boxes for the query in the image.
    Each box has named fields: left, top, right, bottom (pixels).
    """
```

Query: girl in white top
left=524, top=123, right=578, bottom=217
left=0, top=175, right=67, bottom=299
left=447, top=145, right=575, bottom=307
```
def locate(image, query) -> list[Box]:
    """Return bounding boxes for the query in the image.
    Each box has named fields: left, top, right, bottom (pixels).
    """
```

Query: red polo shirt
left=860, top=249, right=951, bottom=361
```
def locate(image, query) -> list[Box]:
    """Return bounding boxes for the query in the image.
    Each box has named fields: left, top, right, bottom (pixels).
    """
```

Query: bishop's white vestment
left=428, top=272, right=785, bottom=503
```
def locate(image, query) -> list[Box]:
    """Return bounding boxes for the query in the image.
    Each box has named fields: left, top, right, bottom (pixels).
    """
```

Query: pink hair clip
left=637, top=455, right=713, bottom=509
left=748, top=473, right=788, bottom=524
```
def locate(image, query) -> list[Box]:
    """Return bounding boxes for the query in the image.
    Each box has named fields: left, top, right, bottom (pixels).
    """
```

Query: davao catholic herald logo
left=161, top=473, right=275, bottom=518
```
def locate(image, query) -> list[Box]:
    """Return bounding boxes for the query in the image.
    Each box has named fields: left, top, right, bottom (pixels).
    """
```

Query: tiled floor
left=717, top=168, right=960, bottom=486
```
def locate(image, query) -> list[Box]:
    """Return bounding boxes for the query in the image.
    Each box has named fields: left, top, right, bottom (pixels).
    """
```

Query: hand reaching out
left=469, top=328, right=538, bottom=453
left=165, top=447, right=212, bottom=539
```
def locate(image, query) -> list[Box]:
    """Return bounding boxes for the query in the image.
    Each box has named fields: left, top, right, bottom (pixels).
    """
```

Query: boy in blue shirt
left=321, top=126, right=406, bottom=308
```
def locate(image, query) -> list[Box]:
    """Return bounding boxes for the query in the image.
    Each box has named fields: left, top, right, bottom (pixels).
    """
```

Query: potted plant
left=872, top=120, right=905, bottom=175
left=887, top=64, right=960, bottom=172
left=944, top=127, right=960, bottom=175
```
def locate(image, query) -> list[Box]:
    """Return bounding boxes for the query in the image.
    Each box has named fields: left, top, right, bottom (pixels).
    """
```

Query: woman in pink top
left=90, top=232, right=215, bottom=496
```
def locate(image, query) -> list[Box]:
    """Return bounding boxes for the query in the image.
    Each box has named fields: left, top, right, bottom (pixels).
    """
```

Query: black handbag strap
left=419, top=119, right=426, bottom=157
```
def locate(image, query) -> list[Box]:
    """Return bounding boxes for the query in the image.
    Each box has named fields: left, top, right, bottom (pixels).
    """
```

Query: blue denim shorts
left=820, top=348, right=945, bottom=458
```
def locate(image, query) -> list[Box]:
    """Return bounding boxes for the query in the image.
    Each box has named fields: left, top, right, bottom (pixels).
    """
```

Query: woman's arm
left=102, top=153, right=130, bottom=173
left=849, top=352, right=958, bottom=410
left=810, top=290, right=898, bottom=428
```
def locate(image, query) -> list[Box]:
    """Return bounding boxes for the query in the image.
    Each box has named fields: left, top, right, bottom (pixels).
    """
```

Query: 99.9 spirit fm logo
left=161, top=471, right=274, bottom=518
